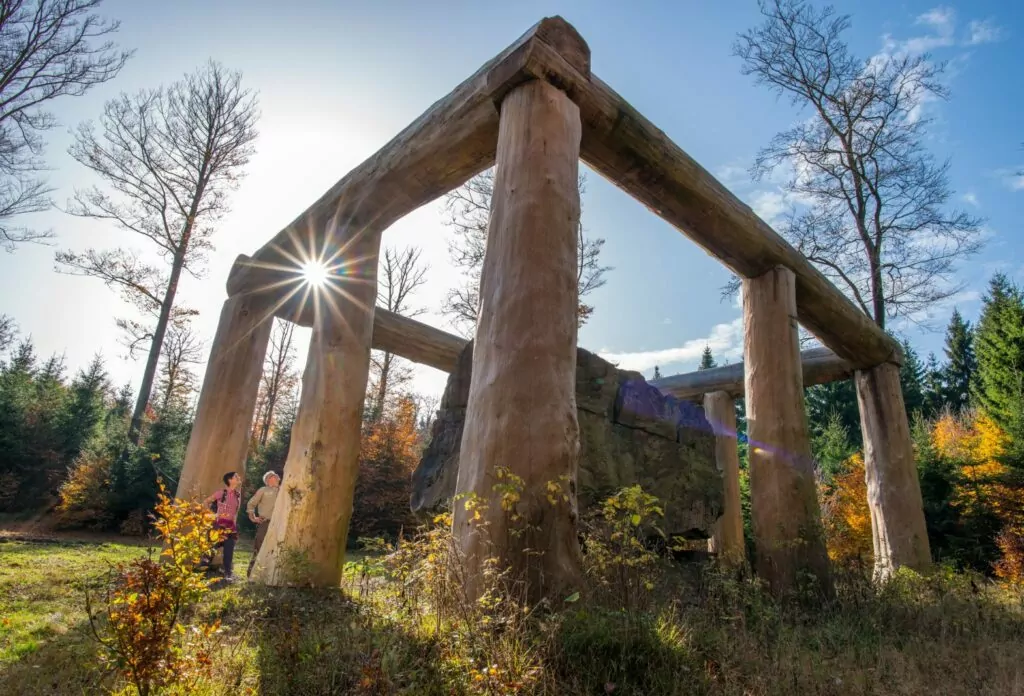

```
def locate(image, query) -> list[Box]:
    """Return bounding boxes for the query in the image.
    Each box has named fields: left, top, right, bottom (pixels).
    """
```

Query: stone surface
left=412, top=341, right=723, bottom=538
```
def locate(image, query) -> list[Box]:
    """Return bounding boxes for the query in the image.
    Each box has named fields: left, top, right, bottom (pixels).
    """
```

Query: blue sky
left=0, top=0, right=1020, bottom=399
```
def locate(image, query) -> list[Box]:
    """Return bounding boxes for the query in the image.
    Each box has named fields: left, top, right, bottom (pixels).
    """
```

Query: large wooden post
left=251, top=233, right=380, bottom=587
left=856, top=363, right=931, bottom=580
left=704, top=391, right=744, bottom=563
left=176, top=294, right=272, bottom=501
left=454, top=79, right=583, bottom=603
left=743, top=266, right=832, bottom=596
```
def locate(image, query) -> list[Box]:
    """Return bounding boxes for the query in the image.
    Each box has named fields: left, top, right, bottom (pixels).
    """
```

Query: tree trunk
left=175, top=294, right=271, bottom=501
left=128, top=252, right=186, bottom=445
left=252, top=234, right=380, bottom=587
left=704, top=390, right=744, bottom=564
left=855, top=362, right=932, bottom=580
left=454, top=79, right=584, bottom=604
left=743, top=265, right=832, bottom=597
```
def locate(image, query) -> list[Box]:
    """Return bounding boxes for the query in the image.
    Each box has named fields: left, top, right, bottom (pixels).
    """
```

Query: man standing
left=246, top=470, right=280, bottom=579
left=204, top=471, right=242, bottom=581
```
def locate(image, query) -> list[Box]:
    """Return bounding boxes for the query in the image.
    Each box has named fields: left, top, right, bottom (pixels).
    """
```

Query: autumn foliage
left=820, top=453, right=873, bottom=569
left=350, top=397, right=422, bottom=541
left=86, top=483, right=225, bottom=696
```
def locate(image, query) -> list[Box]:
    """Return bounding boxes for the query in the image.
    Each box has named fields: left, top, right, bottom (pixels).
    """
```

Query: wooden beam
left=744, top=266, right=832, bottom=597
left=855, top=363, right=931, bottom=580
left=703, top=391, right=744, bottom=563
left=455, top=79, right=585, bottom=603
left=651, top=346, right=853, bottom=400
left=227, top=17, right=589, bottom=297
left=511, top=38, right=900, bottom=370
left=372, top=308, right=467, bottom=373
left=176, top=295, right=272, bottom=502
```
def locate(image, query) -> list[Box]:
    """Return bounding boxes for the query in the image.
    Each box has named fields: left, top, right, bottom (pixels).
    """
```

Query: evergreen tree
left=806, top=380, right=861, bottom=449
left=899, top=339, right=926, bottom=419
left=698, top=346, right=716, bottom=370
left=811, top=410, right=856, bottom=482
left=922, top=352, right=945, bottom=418
left=653, top=365, right=662, bottom=380
left=60, top=355, right=110, bottom=462
left=973, top=274, right=1024, bottom=440
left=942, top=309, right=977, bottom=413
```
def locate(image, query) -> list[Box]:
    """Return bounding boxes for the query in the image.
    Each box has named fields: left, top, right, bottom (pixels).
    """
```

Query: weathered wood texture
left=227, top=17, right=589, bottom=297
left=652, top=346, right=853, bottom=400
left=455, top=79, right=584, bottom=602
left=500, top=37, right=900, bottom=369
left=703, top=391, right=744, bottom=562
left=175, top=295, right=272, bottom=502
left=856, top=363, right=932, bottom=580
left=251, top=237, right=380, bottom=587
left=744, top=266, right=832, bottom=596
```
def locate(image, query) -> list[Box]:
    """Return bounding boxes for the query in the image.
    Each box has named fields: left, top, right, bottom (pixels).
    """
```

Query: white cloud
left=963, top=192, right=979, bottom=206
left=715, top=162, right=751, bottom=189
left=967, top=19, right=1005, bottom=45
left=598, top=316, right=744, bottom=373
left=661, top=317, right=672, bottom=325
left=750, top=190, right=788, bottom=227
left=1009, top=174, right=1024, bottom=191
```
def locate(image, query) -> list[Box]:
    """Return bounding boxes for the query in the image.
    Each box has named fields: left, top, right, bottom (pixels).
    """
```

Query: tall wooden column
left=252, top=233, right=380, bottom=587
left=856, top=362, right=931, bottom=580
left=743, top=266, right=832, bottom=596
left=704, top=390, right=744, bottom=563
left=454, top=79, right=584, bottom=603
left=176, top=294, right=272, bottom=501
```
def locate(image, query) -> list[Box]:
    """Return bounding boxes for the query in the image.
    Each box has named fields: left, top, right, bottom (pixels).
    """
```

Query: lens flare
left=301, top=261, right=329, bottom=287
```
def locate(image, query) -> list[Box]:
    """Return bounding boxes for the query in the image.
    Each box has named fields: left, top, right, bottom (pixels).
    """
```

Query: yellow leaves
left=820, top=453, right=873, bottom=567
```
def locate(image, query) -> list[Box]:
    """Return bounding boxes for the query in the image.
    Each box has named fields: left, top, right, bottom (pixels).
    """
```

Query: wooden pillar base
left=453, top=79, right=584, bottom=603
left=704, top=391, right=744, bottom=563
left=176, top=294, right=272, bottom=502
left=743, top=266, right=832, bottom=596
left=856, top=362, right=932, bottom=580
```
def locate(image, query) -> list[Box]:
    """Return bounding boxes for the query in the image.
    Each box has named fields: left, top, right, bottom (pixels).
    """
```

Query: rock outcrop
left=410, top=342, right=723, bottom=538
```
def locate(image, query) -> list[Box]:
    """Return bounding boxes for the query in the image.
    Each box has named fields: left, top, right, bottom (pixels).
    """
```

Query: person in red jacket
left=204, top=471, right=242, bottom=581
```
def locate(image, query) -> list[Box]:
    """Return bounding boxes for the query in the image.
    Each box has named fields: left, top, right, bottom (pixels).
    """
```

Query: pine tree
left=922, top=352, right=945, bottom=418
left=973, top=274, right=1024, bottom=440
left=899, top=339, right=926, bottom=419
left=653, top=365, right=662, bottom=380
left=806, top=380, right=861, bottom=449
left=61, top=355, right=110, bottom=461
left=699, top=346, right=716, bottom=370
left=942, top=309, right=977, bottom=413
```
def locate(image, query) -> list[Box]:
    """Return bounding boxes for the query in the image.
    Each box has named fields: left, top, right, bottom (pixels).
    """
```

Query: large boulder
left=410, top=341, right=723, bottom=538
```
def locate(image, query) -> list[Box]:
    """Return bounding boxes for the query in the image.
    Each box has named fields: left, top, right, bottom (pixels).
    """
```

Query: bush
left=85, top=482, right=226, bottom=696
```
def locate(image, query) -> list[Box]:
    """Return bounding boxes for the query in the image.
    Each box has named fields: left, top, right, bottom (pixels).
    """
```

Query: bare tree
left=442, top=169, right=611, bottom=335
left=368, top=246, right=428, bottom=420
left=732, top=0, right=983, bottom=330
left=56, top=60, right=259, bottom=445
left=0, top=0, right=131, bottom=250
left=156, top=319, right=202, bottom=411
left=253, top=318, right=298, bottom=447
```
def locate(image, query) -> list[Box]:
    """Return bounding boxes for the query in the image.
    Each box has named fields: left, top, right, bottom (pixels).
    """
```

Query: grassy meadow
left=3, top=531, right=1024, bottom=695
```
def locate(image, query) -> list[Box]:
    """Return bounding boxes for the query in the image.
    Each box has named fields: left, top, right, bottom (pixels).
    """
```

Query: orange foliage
left=350, top=397, right=422, bottom=540
left=933, top=410, right=1024, bottom=583
left=56, top=451, right=113, bottom=529
left=933, top=411, right=1013, bottom=515
left=820, top=453, right=873, bottom=568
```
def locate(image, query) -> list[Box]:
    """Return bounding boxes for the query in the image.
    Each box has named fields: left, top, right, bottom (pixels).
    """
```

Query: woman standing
left=204, top=471, right=242, bottom=581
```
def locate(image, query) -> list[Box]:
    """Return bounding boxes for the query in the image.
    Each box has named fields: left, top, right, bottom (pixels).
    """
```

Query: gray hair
left=262, top=471, right=279, bottom=485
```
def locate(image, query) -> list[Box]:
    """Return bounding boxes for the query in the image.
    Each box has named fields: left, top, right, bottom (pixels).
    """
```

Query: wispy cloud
left=661, top=317, right=672, bottom=325
left=750, top=190, right=788, bottom=227
left=967, top=19, right=1005, bottom=45
left=599, top=317, right=744, bottom=373
left=963, top=191, right=979, bottom=207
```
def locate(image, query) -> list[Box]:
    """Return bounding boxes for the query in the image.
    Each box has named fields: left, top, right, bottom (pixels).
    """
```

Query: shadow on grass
left=244, top=584, right=450, bottom=696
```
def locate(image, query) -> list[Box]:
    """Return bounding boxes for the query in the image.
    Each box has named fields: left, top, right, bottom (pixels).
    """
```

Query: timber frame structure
left=177, top=16, right=931, bottom=592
